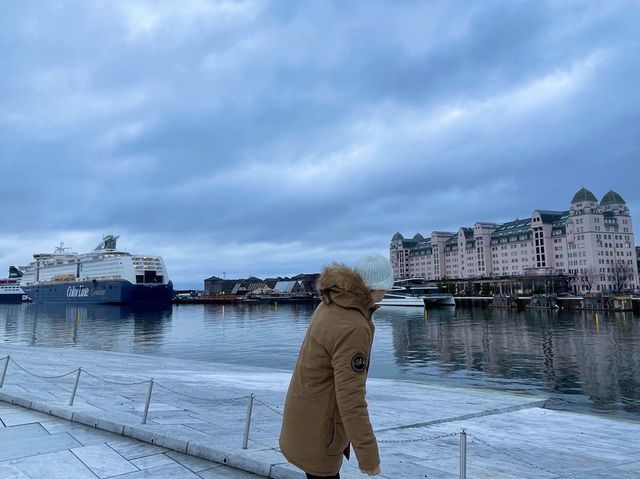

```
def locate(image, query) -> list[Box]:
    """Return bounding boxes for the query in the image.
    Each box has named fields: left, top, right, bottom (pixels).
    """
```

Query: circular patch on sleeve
left=351, top=353, right=368, bottom=373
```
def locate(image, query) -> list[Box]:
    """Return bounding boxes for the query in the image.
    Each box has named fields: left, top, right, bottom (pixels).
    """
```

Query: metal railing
left=0, top=354, right=568, bottom=477
left=0, top=354, right=258, bottom=447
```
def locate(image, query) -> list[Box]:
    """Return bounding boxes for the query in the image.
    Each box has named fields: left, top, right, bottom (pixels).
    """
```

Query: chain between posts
left=467, top=432, right=562, bottom=476
left=8, top=358, right=79, bottom=379
left=81, top=369, right=151, bottom=386
left=254, top=398, right=284, bottom=417
left=153, top=381, right=251, bottom=403
left=378, top=431, right=459, bottom=444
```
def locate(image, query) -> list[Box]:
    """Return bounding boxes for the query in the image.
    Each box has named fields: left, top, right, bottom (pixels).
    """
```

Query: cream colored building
left=390, top=188, right=639, bottom=293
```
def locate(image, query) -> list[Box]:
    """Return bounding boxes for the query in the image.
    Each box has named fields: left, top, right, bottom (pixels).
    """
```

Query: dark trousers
left=306, top=474, right=340, bottom=479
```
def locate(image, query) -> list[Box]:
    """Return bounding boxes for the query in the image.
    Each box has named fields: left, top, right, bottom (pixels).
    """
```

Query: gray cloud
left=1, top=0, right=639, bottom=287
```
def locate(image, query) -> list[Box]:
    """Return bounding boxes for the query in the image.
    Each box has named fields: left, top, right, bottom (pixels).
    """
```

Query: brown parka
left=279, top=264, right=380, bottom=476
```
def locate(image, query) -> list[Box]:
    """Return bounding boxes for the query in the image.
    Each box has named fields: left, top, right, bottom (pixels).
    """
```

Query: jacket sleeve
left=331, top=323, right=379, bottom=471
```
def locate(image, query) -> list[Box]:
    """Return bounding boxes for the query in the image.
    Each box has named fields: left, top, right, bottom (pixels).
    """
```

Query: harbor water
left=0, top=303, right=638, bottom=418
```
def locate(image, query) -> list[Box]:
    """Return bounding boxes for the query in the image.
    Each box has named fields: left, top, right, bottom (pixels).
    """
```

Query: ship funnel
left=95, top=235, right=119, bottom=251
left=9, top=266, right=23, bottom=278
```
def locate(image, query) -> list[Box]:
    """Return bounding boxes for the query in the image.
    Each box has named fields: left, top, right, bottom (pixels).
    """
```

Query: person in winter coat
left=280, top=253, right=394, bottom=478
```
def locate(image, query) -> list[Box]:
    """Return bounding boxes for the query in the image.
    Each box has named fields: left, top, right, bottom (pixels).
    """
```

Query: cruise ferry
left=0, top=267, right=25, bottom=303
left=377, top=278, right=455, bottom=308
left=18, top=235, right=173, bottom=304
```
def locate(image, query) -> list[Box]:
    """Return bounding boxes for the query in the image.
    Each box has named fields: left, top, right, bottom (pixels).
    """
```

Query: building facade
left=390, top=188, right=639, bottom=293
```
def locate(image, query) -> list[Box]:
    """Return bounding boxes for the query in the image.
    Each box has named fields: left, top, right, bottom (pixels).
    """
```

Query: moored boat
left=378, top=278, right=456, bottom=308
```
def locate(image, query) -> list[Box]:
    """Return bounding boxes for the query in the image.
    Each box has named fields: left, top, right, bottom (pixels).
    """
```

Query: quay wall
left=452, top=296, right=640, bottom=312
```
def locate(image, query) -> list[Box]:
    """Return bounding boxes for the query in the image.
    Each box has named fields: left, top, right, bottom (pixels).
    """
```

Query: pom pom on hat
left=354, top=253, right=394, bottom=290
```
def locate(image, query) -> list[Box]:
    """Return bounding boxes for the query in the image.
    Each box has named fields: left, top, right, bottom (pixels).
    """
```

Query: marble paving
left=0, top=345, right=638, bottom=479
left=0, top=402, right=263, bottom=478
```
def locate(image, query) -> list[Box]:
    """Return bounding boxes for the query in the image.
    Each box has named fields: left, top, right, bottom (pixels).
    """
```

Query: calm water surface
left=0, top=303, right=638, bottom=417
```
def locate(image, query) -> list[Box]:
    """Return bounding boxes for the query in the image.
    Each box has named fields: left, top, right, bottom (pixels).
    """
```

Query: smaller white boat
left=423, top=293, right=456, bottom=307
left=377, top=279, right=455, bottom=308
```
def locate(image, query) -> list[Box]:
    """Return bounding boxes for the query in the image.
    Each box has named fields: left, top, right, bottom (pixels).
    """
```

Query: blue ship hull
left=0, top=293, right=23, bottom=304
left=22, top=280, right=173, bottom=304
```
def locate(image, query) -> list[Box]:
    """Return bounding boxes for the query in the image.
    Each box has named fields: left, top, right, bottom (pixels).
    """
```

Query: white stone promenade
left=0, top=345, right=638, bottom=479
left=0, top=401, right=259, bottom=479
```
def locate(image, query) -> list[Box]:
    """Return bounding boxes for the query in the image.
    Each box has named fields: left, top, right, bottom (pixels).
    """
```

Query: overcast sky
left=1, top=0, right=639, bottom=288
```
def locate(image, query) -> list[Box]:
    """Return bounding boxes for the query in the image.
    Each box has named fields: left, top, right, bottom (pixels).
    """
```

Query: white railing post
left=0, top=355, right=9, bottom=388
left=459, top=429, right=467, bottom=479
left=69, top=368, right=82, bottom=406
left=242, top=393, right=255, bottom=449
left=142, top=379, right=154, bottom=424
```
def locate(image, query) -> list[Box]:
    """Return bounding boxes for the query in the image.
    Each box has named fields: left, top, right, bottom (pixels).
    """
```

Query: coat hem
left=281, top=449, right=341, bottom=477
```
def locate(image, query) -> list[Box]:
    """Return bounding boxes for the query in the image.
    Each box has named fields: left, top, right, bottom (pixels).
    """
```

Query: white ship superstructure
left=20, top=235, right=173, bottom=304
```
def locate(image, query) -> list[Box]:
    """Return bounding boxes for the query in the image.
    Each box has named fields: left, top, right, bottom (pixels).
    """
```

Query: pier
left=173, top=294, right=320, bottom=305
left=449, top=295, right=640, bottom=312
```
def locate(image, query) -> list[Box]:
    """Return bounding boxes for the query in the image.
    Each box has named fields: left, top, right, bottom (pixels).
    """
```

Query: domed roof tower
left=570, top=188, right=599, bottom=216
left=600, top=190, right=628, bottom=213
left=600, top=190, right=626, bottom=206
left=571, top=187, right=598, bottom=205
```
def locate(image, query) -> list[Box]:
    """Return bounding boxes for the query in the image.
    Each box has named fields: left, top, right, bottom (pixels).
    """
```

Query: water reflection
left=376, top=306, right=640, bottom=415
left=0, top=303, right=638, bottom=416
left=0, top=303, right=172, bottom=352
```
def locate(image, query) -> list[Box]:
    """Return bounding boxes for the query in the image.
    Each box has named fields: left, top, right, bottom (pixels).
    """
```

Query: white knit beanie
left=354, top=253, right=394, bottom=290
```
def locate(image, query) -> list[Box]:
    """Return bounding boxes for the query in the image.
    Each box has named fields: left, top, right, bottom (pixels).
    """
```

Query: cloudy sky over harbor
left=1, top=1, right=639, bottom=288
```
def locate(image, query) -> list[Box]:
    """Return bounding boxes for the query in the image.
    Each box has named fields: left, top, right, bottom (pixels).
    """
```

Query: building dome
left=413, top=233, right=424, bottom=241
left=571, top=187, right=598, bottom=204
left=391, top=232, right=404, bottom=241
left=600, top=190, right=626, bottom=206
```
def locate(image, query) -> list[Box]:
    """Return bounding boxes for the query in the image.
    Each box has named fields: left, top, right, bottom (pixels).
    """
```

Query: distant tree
left=580, top=267, right=600, bottom=294
left=612, top=260, right=633, bottom=292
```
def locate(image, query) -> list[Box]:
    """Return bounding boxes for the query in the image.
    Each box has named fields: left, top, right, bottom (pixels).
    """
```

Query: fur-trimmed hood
left=316, top=263, right=373, bottom=318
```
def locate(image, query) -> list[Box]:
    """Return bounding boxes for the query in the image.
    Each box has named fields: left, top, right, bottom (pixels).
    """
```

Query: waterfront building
left=390, top=188, right=639, bottom=293
left=204, top=276, right=244, bottom=295
left=274, top=280, right=303, bottom=294
left=204, top=274, right=319, bottom=296
left=291, top=273, right=321, bottom=294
